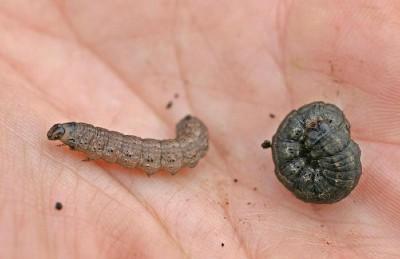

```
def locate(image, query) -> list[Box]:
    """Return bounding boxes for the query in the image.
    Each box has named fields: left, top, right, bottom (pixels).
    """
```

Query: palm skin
left=0, top=0, right=400, bottom=258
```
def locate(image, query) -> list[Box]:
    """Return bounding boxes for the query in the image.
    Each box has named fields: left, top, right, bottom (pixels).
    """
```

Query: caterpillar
left=262, top=102, right=362, bottom=204
left=47, top=115, right=208, bottom=175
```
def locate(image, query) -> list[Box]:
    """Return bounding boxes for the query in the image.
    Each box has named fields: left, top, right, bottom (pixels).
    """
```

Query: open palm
left=1, top=1, right=399, bottom=258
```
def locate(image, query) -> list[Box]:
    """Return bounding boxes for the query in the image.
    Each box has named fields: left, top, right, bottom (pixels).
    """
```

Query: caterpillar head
left=47, top=122, right=77, bottom=147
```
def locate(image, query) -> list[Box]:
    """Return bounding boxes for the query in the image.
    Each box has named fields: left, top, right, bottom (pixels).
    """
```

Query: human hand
left=0, top=1, right=399, bottom=258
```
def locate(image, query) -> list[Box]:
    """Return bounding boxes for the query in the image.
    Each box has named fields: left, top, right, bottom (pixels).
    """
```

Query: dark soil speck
left=269, top=113, right=276, bottom=118
left=261, top=140, right=271, bottom=149
left=55, top=202, right=63, bottom=210
left=166, top=101, right=173, bottom=109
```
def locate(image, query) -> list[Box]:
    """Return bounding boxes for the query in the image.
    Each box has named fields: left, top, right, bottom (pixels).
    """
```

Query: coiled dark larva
left=262, top=102, right=362, bottom=204
left=47, top=115, right=208, bottom=175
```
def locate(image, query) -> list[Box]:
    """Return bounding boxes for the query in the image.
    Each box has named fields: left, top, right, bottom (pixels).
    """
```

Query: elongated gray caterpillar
left=47, top=115, right=208, bottom=175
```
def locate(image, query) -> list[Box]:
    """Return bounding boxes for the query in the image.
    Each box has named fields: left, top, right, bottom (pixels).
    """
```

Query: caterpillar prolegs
left=47, top=115, right=208, bottom=175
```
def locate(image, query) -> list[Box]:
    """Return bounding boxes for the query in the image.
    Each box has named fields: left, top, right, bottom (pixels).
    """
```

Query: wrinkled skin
left=0, top=1, right=400, bottom=258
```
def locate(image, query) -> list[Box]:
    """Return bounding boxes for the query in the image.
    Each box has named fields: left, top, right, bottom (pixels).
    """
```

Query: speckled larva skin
left=47, top=115, right=208, bottom=175
left=265, top=102, right=362, bottom=204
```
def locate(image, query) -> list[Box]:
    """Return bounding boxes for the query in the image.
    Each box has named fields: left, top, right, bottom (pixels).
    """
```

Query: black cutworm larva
left=262, top=102, right=362, bottom=204
left=47, top=115, right=208, bottom=175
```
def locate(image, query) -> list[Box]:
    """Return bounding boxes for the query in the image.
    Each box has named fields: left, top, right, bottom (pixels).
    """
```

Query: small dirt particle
left=55, top=202, right=63, bottom=210
left=261, top=140, right=271, bottom=149
left=221, top=242, right=225, bottom=247
left=166, top=101, right=173, bottom=109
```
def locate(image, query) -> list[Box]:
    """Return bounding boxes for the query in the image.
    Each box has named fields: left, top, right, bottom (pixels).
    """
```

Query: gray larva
left=262, top=102, right=362, bottom=204
left=47, top=115, right=208, bottom=175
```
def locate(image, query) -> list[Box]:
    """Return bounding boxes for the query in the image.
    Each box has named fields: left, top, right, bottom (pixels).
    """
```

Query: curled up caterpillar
left=47, top=115, right=209, bottom=175
left=262, top=102, right=362, bottom=204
